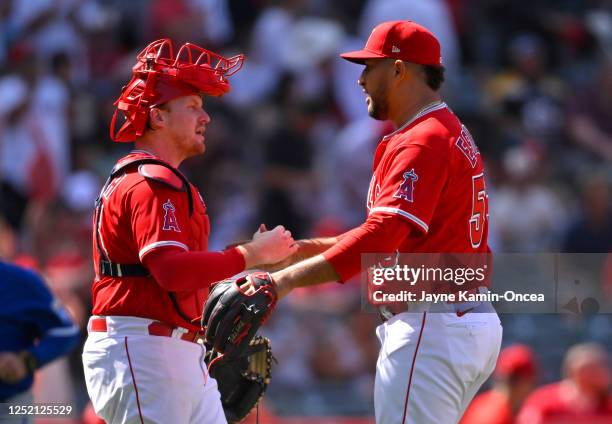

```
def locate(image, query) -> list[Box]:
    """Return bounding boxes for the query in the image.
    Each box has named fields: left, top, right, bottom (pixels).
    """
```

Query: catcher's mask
left=110, top=38, right=244, bottom=142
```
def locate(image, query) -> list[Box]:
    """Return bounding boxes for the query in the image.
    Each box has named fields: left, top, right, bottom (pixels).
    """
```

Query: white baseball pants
left=82, top=316, right=226, bottom=424
left=374, top=306, right=502, bottom=424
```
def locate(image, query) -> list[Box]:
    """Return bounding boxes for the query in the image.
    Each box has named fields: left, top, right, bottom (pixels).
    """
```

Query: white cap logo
left=392, top=45, right=401, bottom=53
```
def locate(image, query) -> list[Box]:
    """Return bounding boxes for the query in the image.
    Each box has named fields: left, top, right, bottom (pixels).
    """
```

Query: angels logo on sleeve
left=393, top=169, right=418, bottom=202
left=162, top=199, right=181, bottom=232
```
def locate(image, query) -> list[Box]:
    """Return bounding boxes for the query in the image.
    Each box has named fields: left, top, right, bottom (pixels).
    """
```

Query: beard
left=366, top=83, right=389, bottom=121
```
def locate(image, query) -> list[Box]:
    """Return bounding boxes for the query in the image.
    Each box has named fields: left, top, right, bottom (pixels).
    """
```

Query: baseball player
left=0, top=261, right=80, bottom=423
left=81, top=39, right=297, bottom=424
left=517, top=343, right=612, bottom=423
left=251, top=21, right=503, bottom=423
left=460, top=344, right=538, bottom=424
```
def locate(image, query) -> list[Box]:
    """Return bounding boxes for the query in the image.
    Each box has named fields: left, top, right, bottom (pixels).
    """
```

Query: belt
left=89, top=317, right=204, bottom=343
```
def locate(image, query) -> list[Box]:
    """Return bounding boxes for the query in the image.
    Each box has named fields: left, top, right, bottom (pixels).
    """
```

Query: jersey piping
left=369, top=206, right=429, bottom=232
left=139, top=241, right=189, bottom=261
left=383, top=102, right=448, bottom=140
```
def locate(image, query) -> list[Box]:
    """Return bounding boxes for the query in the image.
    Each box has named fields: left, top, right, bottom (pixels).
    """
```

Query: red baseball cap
left=495, top=344, right=538, bottom=379
left=340, top=20, right=441, bottom=66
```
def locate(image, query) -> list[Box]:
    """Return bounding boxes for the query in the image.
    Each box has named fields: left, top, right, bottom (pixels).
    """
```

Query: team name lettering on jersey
left=162, top=199, right=181, bottom=232
left=101, top=174, right=126, bottom=200
left=455, top=126, right=480, bottom=168
left=393, top=169, right=418, bottom=202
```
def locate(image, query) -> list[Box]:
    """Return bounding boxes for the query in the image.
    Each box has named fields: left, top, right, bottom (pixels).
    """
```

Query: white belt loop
left=172, top=327, right=189, bottom=339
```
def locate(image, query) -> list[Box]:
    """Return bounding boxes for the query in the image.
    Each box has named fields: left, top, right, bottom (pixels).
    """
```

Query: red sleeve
left=322, top=214, right=413, bottom=282
left=371, top=144, right=449, bottom=234
left=142, top=247, right=245, bottom=291
left=336, top=230, right=351, bottom=241
left=126, top=181, right=194, bottom=261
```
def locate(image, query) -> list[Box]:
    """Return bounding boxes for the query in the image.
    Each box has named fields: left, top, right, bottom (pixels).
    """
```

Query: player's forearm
left=236, top=244, right=265, bottom=269
left=291, top=237, right=340, bottom=263
left=255, top=236, right=343, bottom=272
left=272, top=255, right=340, bottom=299
left=30, top=325, right=80, bottom=369
left=273, top=217, right=413, bottom=298
left=323, top=214, right=414, bottom=282
left=144, top=247, right=245, bottom=291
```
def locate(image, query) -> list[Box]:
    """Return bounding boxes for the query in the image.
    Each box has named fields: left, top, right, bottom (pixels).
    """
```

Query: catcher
left=81, top=38, right=296, bottom=424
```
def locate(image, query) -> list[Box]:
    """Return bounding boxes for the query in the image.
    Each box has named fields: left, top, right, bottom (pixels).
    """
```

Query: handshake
left=231, top=223, right=299, bottom=271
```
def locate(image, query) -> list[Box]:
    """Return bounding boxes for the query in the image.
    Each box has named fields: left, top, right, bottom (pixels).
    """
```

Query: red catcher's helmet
left=110, top=39, right=244, bottom=142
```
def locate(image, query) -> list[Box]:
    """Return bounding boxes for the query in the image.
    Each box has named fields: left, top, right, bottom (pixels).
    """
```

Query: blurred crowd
left=0, top=0, right=611, bottom=420
left=461, top=342, right=612, bottom=424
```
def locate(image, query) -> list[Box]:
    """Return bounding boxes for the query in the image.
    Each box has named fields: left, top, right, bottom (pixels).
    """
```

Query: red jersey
left=460, top=390, right=515, bottom=424
left=366, top=102, right=489, bottom=253
left=91, top=151, right=212, bottom=330
left=324, top=102, right=491, bottom=282
left=517, top=382, right=612, bottom=424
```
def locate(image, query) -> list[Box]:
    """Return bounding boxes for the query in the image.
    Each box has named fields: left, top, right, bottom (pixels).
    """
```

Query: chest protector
left=94, top=155, right=206, bottom=326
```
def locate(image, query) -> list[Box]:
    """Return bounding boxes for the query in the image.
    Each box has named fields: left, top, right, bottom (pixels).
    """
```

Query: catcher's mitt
left=202, top=272, right=277, bottom=359
left=205, top=336, right=274, bottom=423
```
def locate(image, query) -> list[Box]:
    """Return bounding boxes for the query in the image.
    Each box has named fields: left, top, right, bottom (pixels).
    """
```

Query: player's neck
left=134, top=134, right=184, bottom=168
left=390, top=92, right=442, bottom=129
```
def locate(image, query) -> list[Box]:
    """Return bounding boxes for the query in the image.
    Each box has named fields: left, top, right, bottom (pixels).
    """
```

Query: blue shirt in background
left=0, top=261, right=80, bottom=401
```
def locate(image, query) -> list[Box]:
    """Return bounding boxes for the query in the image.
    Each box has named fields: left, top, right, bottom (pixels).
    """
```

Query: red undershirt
left=324, top=213, right=414, bottom=282
left=143, top=247, right=244, bottom=291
